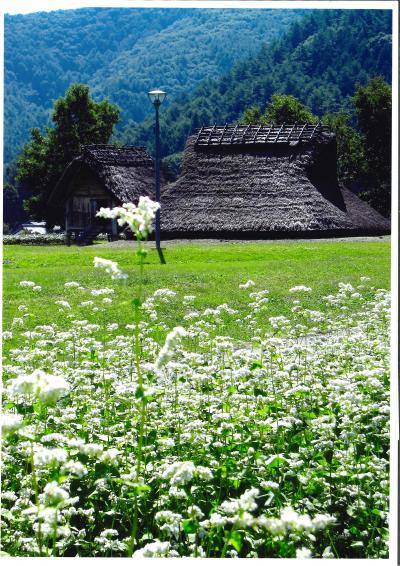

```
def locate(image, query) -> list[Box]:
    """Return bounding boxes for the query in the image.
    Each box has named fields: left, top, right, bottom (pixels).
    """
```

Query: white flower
left=153, top=288, right=177, bottom=302
left=208, top=512, right=226, bottom=527
left=43, top=481, right=70, bottom=506
left=64, top=281, right=80, bottom=288
left=55, top=300, right=71, bottom=309
left=289, top=286, right=312, bottom=293
left=80, top=443, right=104, bottom=458
left=62, top=460, right=88, bottom=478
left=296, top=547, right=312, bottom=559
left=8, top=369, right=69, bottom=405
left=187, top=505, right=204, bottom=520
left=19, top=280, right=35, bottom=287
left=161, top=461, right=212, bottom=486
left=34, top=446, right=68, bottom=467
left=33, top=286, right=42, bottom=292
left=91, top=287, right=115, bottom=296
left=155, top=326, right=187, bottom=369
left=99, top=529, right=119, bottom=539
left=196, top=466, right=213, bottom=481
left=93, top=257, right=127, bottom=280
left=133, top=539, right=170, bottom=557
left=97, top=196, right=160, bottom=239
left=1, top=413, right=24, bottom=436
left=322, top=546, right=335, bottom=558
left=101, top=448, right=120, bottom=464
left=239, top=280, right=255, bottom=289
left=261, top=480, right=279, bottom=490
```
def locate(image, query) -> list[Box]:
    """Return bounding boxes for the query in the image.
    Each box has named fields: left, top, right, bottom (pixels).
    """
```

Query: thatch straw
left=48, top=144, right=155, bottom=206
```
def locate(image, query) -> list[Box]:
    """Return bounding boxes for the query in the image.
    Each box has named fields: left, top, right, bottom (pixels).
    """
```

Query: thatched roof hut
left=48, top=144, right=156, bottom=243
left=161, top=124, right=390, bottom=238
left=49, top=144, right=155, bottom=207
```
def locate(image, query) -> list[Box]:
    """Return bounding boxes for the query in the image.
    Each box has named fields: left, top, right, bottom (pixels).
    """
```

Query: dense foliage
left=241, top=95, right=318, bottom=125
left=4, top=7, right=301, bottom=168
left=15, top=84, right=119, bottom=226
left=353, top=77, right=392, bottom=217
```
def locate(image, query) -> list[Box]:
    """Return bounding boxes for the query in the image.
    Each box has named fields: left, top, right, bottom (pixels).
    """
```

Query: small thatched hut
left=161, top=124, right=390, bottom=238
left=48, top=145, right=155, bottom=244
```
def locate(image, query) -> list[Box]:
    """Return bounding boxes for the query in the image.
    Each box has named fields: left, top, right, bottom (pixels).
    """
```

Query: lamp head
left=148, top=89, right=167, bottom=106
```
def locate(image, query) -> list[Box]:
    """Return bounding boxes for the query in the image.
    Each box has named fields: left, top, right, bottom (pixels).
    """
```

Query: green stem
left=127, top=239, right=147, bottom=557
left=30, top=442, right=44, bottom=556
left=52, top=509, right=58, bottom=557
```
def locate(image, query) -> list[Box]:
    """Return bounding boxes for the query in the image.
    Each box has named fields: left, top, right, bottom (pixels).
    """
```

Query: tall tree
left=322, top=111, right=365, bottom=184
left=353, top=76, right=391, bottom=216
left=16, top=84, right=120, bottom=226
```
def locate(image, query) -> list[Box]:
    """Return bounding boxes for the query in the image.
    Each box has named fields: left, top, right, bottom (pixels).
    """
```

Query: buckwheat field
left=2, top=199, right=390, bottom=558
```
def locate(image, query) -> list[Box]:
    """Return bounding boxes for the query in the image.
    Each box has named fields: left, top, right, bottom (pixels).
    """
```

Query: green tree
left=16, top=84, right=120, bottom=225
left=353, top=76, right=391, bottom=216
left=263, top=94, right=318, bottom=124
left=241, top=105, right=263, bottom=124
left=3, top=182, right=26, bottom=230
left=241, top=95, right=318, bottom=126
left=322, top=111, right=365, bottom=183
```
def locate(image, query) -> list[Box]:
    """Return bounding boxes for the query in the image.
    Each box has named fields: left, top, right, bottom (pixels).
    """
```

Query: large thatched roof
left=161, top=127, right=390, bottom=237
left=48, top=144, right=155, bottom=206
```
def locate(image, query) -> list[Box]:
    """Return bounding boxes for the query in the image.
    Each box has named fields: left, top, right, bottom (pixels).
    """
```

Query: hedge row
left=3, top=233, right=116, bottom=245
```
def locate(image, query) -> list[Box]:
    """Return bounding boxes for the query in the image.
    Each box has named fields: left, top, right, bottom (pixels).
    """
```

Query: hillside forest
left=4, top=8, right=392, bottom=229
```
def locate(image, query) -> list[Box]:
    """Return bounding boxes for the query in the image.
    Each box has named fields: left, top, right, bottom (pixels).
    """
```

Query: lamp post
left=148, top=88, right=166, bottom=264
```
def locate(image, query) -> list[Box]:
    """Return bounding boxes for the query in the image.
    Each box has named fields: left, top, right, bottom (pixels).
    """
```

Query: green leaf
left=230, top=478, right=241, bottom=489
left=135, top=386, right=144, bottom=399
left=228, top=531, right=242, bottom=552
left=250, top=360, right=263, bottom=371
left=254, top=387, right=268, bottom=397
left=350, top=541, right=364, bottom=548
left=371, top=508, right=383, bottom=518
left=265, top=455, right=288, bottom=469
left=115, top=479, right=150, bottom=494
left=182, top=519, right=197, bottom=534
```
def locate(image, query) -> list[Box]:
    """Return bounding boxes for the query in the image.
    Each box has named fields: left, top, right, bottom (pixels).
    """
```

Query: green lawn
left=3, top=239, right=391, bottom=338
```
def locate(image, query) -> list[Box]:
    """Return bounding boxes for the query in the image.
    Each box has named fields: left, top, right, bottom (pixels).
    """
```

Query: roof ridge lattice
left=193, top=123, right=331, bottom=146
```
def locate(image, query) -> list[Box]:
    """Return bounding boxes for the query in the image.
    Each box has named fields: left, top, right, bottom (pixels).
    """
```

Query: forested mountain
left=4, top=7, right=302, bottom=169
left=120, top=9, right=391, bottom=163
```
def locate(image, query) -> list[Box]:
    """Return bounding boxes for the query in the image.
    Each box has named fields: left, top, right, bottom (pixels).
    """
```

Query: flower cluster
left=2, top=274, right=390, bottom=558
left=155, top=326, right=187, bottom=369
left=93, top=257, right=127, bottom=280
left=97, top=197, right=160, bottom=239
left=7, top=369, right=70, bottom=405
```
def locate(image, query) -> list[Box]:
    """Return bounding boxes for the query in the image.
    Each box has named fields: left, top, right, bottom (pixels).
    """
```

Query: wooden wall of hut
left=65, top=167, right=115, bottom=231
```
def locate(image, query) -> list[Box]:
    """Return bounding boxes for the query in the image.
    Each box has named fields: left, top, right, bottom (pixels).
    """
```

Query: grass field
left=3, top=238, right=391, bottom=338
left=2, top=237, right=391, bottom=557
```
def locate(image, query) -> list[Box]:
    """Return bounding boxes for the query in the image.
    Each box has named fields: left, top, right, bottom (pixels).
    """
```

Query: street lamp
left=148, top=89, right=166, bottom=264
